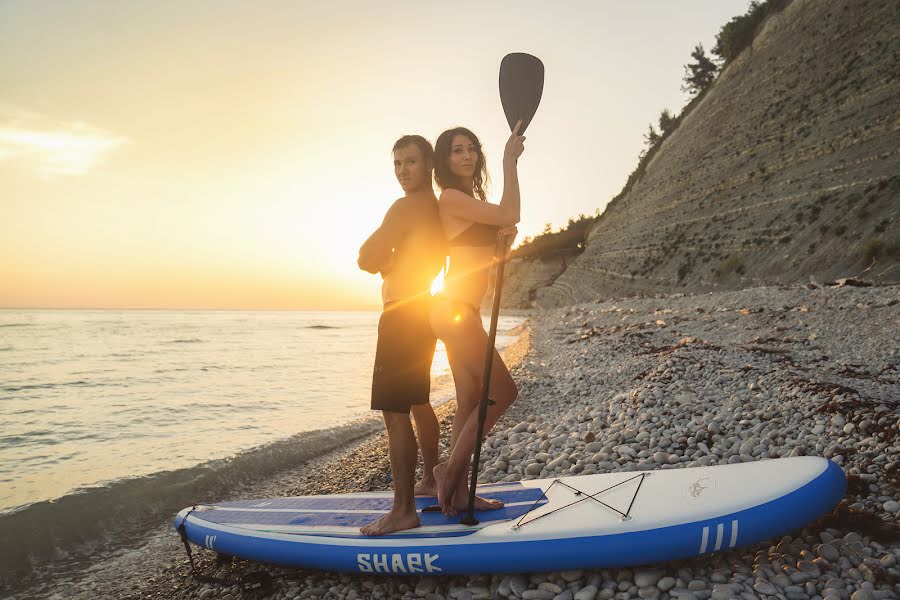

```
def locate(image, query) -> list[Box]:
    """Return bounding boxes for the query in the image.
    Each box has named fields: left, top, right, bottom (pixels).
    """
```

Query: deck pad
left=190, top=483, right=547, bottom=538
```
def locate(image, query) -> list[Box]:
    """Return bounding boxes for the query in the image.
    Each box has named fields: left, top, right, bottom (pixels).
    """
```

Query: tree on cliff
left=643, top=123, right=661, bottom=148
left=658, top=109, right=676, bottom=135
left=682, top=44, right=718, bottom=96
left=712, top=0, right=792, bottom=64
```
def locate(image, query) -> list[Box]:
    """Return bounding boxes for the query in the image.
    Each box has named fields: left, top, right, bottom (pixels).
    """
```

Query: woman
left=430, top=121, right=525, bottom=516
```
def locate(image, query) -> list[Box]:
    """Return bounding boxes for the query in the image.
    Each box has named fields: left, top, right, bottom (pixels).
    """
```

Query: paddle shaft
left=460, top=235, right=510, bottom=526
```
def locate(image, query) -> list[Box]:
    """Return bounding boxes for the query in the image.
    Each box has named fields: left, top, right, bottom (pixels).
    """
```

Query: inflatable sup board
left=174, top=456, right=844, bottom=574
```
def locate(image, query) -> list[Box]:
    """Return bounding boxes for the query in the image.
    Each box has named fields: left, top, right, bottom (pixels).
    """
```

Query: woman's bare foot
left=432, top=462, right=459, bottom=516
left=453, top=493, right=504, bottom=512
left=414, top=476, right=438, bottom=497
left=360, top=509, right=420, bottom=536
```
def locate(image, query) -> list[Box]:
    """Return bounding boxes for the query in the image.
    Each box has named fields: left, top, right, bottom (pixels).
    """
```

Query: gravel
left=11, top=283, right=899, bottom=600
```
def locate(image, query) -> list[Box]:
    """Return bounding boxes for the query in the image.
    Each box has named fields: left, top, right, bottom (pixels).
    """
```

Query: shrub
left=860, top=238, right=885, bottom=263
left=712, top=0, right=793, bottom=64
left=715, top=254, right=745, bottom=280
left=887, top=238, right=900, bottom=259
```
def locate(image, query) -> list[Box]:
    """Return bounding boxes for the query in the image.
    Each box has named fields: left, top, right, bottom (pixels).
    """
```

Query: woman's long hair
left=433, top=127, right=489, bottom=201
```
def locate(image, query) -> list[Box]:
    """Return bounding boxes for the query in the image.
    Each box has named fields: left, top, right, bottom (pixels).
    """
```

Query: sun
left=429, top=270, right=445, bottom=296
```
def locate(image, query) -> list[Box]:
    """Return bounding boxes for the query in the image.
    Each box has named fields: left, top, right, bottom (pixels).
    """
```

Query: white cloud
left=0, top=109, right=129, bottom=178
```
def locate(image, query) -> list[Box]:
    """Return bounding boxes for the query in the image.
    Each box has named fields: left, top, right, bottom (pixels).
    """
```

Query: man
left=357, top=135, right=446, bottom=535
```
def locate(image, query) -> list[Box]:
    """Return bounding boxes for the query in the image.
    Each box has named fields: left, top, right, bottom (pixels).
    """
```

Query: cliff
left=523, top=0, right=899, bottom=308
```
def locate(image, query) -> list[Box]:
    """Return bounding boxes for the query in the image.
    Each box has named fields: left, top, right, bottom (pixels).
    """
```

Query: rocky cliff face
left=491, top=255, right=570, bottom=309
left=532, top=0, right=899, bottom=308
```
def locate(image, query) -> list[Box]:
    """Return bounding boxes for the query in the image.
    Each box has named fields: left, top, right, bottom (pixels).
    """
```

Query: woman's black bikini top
left=447, top=222, right=500, bottom=247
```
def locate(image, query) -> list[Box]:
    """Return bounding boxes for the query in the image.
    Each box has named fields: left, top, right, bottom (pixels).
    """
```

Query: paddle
left=459, top=52, right=544, bottom=527
left=498, top=53, right=544, bottom=136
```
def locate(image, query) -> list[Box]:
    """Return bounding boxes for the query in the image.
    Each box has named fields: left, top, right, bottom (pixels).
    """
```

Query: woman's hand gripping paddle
left=459, top=53, right=544, bottom=526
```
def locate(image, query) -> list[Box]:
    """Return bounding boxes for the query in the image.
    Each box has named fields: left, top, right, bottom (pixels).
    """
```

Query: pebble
left=657, top=577, right=676, bottom=592
left=634, top=570, right=664, bottom=587
left=773, top=573, right=792, bottom=588
left=797, top=560, right=821, bottom=576
left=510, top=576, right=528, bottom=597
left=688, top=580, right=707, bottom=591
left=753, top=579, right=778, bottom=595
left=540, top=582, right=564, bottom=594
left=416, top=579, right=438, bottom=596
left=522, top=590, right=555, bottom=600
left=818, top=543, right=841, bottom=562
left=573, top=585, right=598, bottom=600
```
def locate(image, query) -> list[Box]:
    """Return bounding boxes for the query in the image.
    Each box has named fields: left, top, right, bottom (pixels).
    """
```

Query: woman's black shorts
left=371, top=299, right=436, bottom=413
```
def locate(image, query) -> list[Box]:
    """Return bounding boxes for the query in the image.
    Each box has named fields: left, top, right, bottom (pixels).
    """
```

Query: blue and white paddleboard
left=174, top=456, right=845, bottom=574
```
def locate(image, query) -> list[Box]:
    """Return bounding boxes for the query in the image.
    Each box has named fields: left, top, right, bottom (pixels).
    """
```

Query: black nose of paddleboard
left=499, top=53, right=544, bottom=135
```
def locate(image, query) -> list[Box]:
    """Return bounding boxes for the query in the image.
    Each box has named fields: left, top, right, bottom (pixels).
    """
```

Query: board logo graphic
left=357, top=553, right=441, bottom=574
left=683, top=474, right=716, bottom=504
left=205, top=535, right=217, bottom=550
left=699, top=520, right=738, bottom=554
left=689, top=477, right=711, bottom=497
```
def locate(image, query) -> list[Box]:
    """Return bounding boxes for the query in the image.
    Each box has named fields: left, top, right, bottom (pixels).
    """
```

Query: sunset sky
left=0, top=0, right=749, bottom=310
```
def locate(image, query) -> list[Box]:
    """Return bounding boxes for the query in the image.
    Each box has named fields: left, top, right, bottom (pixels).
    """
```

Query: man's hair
left=392, top=135, right=434, bottom=167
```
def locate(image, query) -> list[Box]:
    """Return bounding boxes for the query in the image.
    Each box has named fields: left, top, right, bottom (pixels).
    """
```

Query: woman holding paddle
left=429, top=120, right=525, bottom=516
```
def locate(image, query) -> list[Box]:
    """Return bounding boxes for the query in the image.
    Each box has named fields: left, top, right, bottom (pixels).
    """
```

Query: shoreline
left=9, top=283, right=900, bottom=600
left=6, top=327, right=534, bottom=600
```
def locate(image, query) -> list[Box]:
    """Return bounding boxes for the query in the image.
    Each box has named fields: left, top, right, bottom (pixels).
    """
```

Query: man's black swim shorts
left=371, top=299, right=436, bottom=413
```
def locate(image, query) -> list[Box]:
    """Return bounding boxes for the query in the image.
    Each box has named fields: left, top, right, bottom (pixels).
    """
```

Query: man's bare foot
left=360, top=510, right=420, bottom=536
left=432, top=462, right=458, bottom=516
left=414, top=477, right=438, bottom=497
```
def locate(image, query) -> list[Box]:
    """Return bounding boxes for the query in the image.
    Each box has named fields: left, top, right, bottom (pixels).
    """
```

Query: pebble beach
left=13, top=282, right=898, bottom=600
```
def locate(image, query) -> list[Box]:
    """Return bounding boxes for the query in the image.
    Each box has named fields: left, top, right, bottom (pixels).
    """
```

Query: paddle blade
left=499, top=53, right=544, bottom=134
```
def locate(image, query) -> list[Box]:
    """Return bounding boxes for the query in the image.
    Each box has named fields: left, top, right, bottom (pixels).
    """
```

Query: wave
left=0, top=418, right=382, bottom=579
left=304, top=325, right=341, bottom=329
left=164, top=338, right=205, bottom=344
left=2, top=380, right=101, bottom=392
left=0, top=323, right=35, bottom=328
left=152, top=364, right=227, bottom=374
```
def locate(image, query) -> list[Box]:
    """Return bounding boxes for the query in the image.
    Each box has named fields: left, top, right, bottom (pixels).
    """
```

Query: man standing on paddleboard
left=357, top=135, right=446, bottom=535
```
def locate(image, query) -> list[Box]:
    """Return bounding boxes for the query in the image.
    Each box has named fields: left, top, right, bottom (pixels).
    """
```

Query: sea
left=0, top=309, right=523, bottom=582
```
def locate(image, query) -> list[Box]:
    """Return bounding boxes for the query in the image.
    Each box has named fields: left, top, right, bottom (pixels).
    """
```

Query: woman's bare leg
left=438, top=350, right=517, bottom=515
left=431, top=308, right=517, bottom=515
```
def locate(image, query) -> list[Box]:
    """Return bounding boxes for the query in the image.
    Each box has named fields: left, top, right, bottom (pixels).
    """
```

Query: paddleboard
left=174, top=456, right=845, bottom=574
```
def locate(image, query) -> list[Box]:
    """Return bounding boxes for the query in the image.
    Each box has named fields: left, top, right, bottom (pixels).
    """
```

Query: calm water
left=0, top=309, right=522, bottom=515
